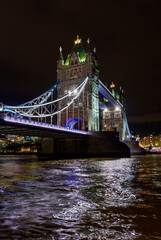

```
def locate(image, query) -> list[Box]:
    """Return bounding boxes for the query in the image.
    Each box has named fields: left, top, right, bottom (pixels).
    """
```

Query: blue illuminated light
left=3, top=76, right=89, bottom=119
left=65, top=117, right=82, bottom=130
left=3, top=115, right=87, bottom=135
left=19, top=81, right=59, bottom=107
left=99, top=80, right=123, bottom=108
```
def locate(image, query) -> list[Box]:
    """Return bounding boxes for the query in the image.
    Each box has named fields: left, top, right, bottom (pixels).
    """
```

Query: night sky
left=0, top=0, right=161, bottom=136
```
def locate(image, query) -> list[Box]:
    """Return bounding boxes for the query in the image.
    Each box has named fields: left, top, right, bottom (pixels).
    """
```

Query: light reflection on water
left=0, top=154, right=161, bottom=239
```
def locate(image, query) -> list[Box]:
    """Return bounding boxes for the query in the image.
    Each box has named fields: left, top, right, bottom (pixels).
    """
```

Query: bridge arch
left=65, top=117, right=82, bottom=130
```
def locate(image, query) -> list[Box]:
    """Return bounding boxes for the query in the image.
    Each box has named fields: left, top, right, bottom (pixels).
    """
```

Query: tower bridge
left=0, top=36, right=131, bottom=157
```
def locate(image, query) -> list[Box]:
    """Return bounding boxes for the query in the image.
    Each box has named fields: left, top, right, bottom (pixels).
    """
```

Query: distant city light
left=0, top=103, right=3, bottom=111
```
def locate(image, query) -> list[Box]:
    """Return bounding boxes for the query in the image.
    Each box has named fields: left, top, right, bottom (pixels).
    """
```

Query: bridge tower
left=57, top=36, right=99, bottom=131
left=101, top=82, right=127, bottom=141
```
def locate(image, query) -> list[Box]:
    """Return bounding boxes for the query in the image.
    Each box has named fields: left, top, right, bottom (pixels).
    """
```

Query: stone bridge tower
left=57, top=36, right=99, bottom=131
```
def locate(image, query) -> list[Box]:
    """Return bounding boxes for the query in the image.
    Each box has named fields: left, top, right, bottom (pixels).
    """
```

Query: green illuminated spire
left=64, top=36, right=86, bottom=66
left=59, top=46, right=64, bottom=65
left=110, top=82, right=120, bottom=99
left=64, top=54, right=70, bottom=66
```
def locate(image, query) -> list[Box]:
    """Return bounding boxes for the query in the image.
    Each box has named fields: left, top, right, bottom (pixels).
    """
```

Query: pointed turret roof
left=110, top=82, right=120, bottom=99
left=64, top=36, right=86, bottom=66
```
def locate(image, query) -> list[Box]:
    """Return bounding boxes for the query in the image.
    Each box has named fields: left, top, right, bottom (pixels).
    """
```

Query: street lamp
left=104, top=108, right=108, bottom=112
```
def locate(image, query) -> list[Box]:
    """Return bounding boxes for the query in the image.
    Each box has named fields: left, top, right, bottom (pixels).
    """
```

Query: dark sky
left=0, top=0, right=161, bottom=135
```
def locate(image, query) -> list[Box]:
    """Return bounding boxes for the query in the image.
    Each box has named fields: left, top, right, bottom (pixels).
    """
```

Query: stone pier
left=39, top=131, right=130, bottom=158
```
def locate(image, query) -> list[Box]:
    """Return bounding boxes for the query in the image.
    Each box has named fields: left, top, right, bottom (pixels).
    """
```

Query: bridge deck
left=0, top=115, right=88, bottom=138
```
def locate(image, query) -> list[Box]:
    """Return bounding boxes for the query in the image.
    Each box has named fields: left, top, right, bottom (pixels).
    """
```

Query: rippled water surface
left=0, top=154, right=161, bottom=239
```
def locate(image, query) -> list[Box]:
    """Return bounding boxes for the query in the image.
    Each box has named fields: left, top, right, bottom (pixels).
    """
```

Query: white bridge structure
left=0, top=76, right=131, bottom=141
left=0, top=36, right=131, bottom=141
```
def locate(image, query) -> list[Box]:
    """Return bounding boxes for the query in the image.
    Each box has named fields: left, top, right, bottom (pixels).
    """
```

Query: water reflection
left=0, top=155, right=161, bottom=239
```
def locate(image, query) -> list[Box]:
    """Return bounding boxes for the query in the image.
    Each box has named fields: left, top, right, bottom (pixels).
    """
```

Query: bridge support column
left=88, top=76, right=100, bottom=131
left=40, top=138, right=54, bottom=155
left=0, top=113, right=4, bottom=119
left=38, top=132, right=130, bottom=158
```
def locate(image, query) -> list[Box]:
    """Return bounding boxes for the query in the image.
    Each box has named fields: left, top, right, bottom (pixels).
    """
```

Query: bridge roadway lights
left=3, top=115, right=87, bottom=136
left=39, top=131, right=131, bottom=158
left=0, top=115, right=130, bottom=158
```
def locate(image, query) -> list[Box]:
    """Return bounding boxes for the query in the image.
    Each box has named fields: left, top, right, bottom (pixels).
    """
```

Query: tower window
left=75, top=60, right=78, bottom=65
left=71, top=60, right=74, bottom=65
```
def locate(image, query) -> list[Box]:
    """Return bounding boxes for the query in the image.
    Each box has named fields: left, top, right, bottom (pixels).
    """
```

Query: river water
left=0, top=154, right=161, bottom=240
